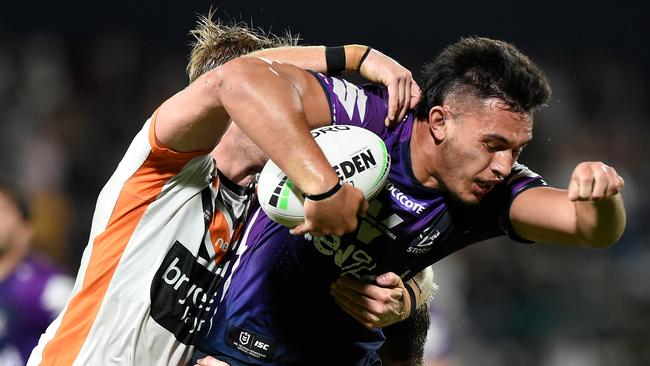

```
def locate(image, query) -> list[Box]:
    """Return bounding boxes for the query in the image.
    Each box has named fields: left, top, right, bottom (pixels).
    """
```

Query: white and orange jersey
left=28, top=112, right=250, bottom=366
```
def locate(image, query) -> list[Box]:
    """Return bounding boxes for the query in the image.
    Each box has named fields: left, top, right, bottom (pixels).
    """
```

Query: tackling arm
left=249, top=45, right=420, bottom=125
left=213, top=45, right=419, bottom=185
left=330, top=268, right=436, bottom=329
left=157, top=56, right=366, bottom=236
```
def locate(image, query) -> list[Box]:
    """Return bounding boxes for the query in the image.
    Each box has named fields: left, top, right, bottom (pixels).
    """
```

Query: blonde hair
left=187, top=11, right=300, bottom=83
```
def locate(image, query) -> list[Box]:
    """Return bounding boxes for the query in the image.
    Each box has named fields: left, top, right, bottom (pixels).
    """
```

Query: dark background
left=1, top=1, right=648, bottom=365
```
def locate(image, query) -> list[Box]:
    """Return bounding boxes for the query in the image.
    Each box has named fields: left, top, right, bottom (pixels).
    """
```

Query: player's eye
left=484, top=143, right=502, bottom=153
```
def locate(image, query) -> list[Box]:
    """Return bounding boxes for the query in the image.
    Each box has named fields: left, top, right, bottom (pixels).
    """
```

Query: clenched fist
left=568, top=162, right=624, bottom=201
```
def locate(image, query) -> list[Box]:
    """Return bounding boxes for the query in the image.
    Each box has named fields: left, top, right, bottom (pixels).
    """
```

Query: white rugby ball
left=257, top=125, right=391, bottom=227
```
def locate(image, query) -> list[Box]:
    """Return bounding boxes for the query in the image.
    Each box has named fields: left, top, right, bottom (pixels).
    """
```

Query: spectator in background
left=0, top=181, right=73, bottom=366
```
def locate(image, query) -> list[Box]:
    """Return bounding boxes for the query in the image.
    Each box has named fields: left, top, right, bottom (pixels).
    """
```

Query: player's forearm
left=403, top=278, right=419, bottom=317
left=575, top=193, right=626, bottom=248
left=214, top=57, right=338, bottom=195
left=411, top=267, right=435, bottom=309
left=246, top=44, right=368, bottom=74
left=403, top=266, right=436, bottom=318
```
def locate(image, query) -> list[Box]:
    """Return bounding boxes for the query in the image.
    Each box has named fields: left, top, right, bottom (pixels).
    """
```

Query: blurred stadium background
left=1, top=1, right=648, bottom=365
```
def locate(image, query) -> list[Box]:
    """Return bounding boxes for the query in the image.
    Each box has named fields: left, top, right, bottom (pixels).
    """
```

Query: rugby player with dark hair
left=194, top=36, right=626, bottom=365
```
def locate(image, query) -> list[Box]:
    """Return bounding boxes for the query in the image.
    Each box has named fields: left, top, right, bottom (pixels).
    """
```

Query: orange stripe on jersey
left=39, top=115, right=211, bottom=365
left=40, top=186, right=150, bottom=365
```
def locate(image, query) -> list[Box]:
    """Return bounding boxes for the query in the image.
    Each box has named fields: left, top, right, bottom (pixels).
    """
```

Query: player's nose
left=490, top=151, right=513, bottom=179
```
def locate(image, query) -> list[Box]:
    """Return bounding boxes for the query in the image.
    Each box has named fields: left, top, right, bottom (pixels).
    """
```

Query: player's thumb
left=409, top=82, right=421, bottom=108
left=289, top=222, right=307, bottom=236
left=376, top=272, right=401, bottom=288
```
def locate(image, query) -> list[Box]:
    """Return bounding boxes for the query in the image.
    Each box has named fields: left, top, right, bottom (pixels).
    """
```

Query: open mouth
left=477, top=181, right=492, bottom=189
left=474, top=180, right=495, bottom=195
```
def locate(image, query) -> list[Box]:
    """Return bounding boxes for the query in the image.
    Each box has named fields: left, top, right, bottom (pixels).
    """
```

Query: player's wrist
left=299, top=168, right=342, bottom=199
left=303, top=180, right=343, bottom=201
left=343, top=44, right=369, bottom=72
left=403, top=283, right=417, bottom=319
left=326, top=45, right=370, bottom=76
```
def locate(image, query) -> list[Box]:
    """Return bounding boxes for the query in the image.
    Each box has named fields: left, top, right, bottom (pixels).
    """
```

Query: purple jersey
left=0, top=254, right=73, bottom=365
left=196, top=73, right=546, bottom=365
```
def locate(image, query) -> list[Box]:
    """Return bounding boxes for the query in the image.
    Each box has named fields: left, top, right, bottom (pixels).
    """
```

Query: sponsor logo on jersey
left=332, top=149, right=377, bottom=181
left=150, top=241, right=219, bottom=344
left=406, top=211, right=451, bottom=254
left=385, top=182, right=427, bottom=214
left=227, top=326, right=276, bottom=360
left=406, top=227, right=440, bottom=254
left=239, top=331, right=251, bottom=345
left=310, top=234, right=378, bottom=279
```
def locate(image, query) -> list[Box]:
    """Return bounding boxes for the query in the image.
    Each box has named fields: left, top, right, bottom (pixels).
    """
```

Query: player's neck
left=410, top=118, right=444, bottom=190
left=210, top=149, right=258, bottom=187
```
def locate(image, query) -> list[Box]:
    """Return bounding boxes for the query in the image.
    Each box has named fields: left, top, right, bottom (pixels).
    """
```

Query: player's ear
left=428, top=106, right=446, bottom=142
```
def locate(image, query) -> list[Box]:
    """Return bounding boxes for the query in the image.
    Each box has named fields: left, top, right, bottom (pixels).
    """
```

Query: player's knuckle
left=319, top=226, right=332, bottom=235
left=368, top=304, right=382, bottom=315
left=577, top=173, right=592, bottom=184
left=594, top=168, right=607, bottom=180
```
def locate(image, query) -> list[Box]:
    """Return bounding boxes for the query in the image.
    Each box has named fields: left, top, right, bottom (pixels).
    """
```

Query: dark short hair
left=415, top=37, right=552, bottom=118
left=0, top=180, right=31, bottom=221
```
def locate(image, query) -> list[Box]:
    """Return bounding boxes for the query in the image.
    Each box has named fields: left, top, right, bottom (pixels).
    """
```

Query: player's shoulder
left=505, top=163, right=547, bottom=190
left=310, top=72, right=389, bottom=134
left=508, top=162, right=542, bottom=181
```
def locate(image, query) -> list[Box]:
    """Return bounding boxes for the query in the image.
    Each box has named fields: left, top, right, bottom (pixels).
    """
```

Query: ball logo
left=258, top=124, right=390, bottom=227
left=310, top=125, right=350, bottom=138
left=267, top=176, right=293, bottom=210
left=333, top=149, right=377, bottom=181
left=267, top=149, right=377, bottom=209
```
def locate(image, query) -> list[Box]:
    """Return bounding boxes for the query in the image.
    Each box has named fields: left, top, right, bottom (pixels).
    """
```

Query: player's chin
left=463, top=195, right=482, bottom=206
left=449, top=190, right=482, bottom=206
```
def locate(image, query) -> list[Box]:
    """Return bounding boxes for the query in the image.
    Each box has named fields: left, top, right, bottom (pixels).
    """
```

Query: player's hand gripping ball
left=257, top=125, right=391, bottom=227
